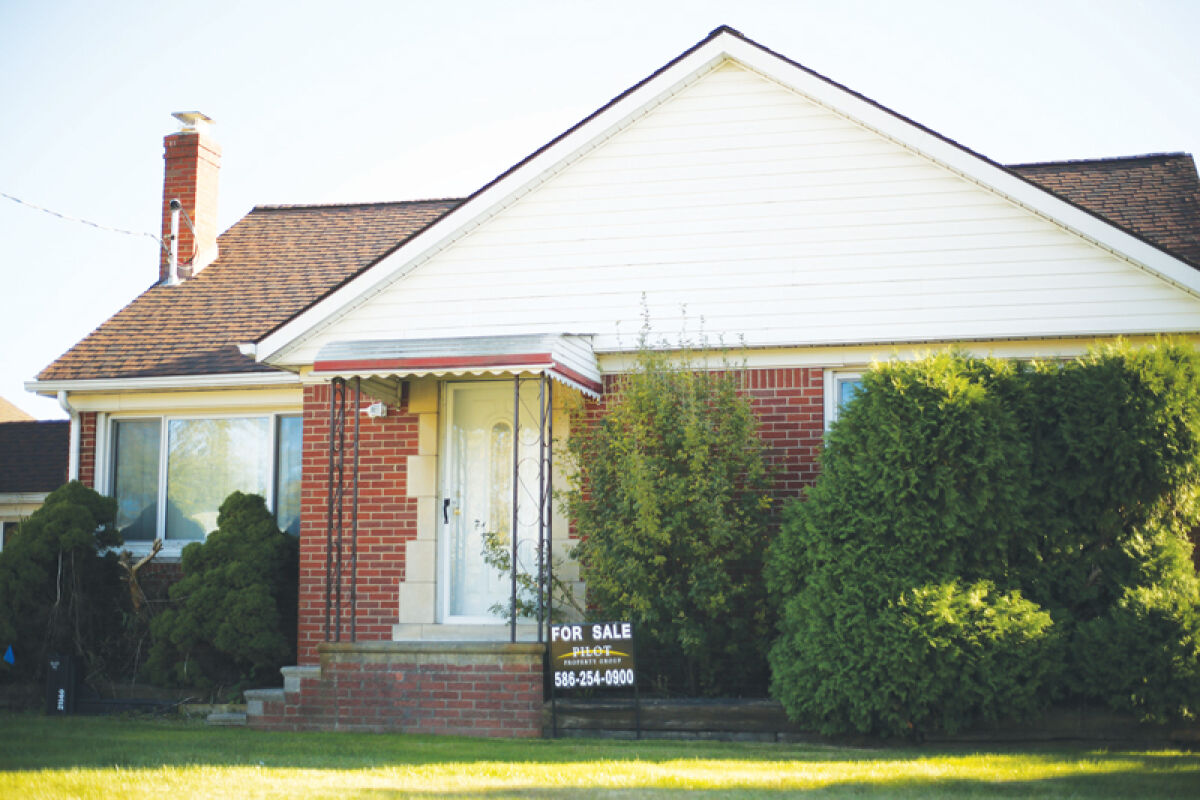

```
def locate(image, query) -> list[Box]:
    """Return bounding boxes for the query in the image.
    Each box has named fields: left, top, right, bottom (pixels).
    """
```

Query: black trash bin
left=45, top=654, right=77, bottom=715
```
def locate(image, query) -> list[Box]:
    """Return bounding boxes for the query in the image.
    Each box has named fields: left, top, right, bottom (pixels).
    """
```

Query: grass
left=0, top=712, right=1197, bottom=798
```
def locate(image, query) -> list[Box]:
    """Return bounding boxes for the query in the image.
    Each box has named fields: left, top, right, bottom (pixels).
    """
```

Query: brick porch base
left=246, top=641, right=545, bottom=737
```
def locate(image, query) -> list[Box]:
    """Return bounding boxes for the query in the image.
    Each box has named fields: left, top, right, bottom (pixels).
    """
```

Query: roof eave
left=26, top=370, right=302, bottom=397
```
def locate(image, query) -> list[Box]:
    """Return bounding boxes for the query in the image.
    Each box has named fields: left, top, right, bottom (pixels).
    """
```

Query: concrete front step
left=281, top=664, right=320, bottom=693
left=244, top=687, right=286, bottom=717
left=206, top=712, right=248, bottom=726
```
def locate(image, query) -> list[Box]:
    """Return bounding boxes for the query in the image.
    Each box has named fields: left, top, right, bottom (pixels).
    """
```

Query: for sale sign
left=549, top=621, right=636, bottom=690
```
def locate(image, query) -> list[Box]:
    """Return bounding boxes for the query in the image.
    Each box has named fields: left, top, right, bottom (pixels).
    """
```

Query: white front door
left=439, top=381, right=539, bottom=623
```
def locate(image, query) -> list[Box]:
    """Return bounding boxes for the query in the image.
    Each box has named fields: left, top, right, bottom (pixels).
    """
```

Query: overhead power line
left=1, top=190, right=163, bottom=249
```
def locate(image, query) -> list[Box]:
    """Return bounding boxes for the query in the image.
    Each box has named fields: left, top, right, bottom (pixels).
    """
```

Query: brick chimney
left=160, top=112, right=220, bottom=283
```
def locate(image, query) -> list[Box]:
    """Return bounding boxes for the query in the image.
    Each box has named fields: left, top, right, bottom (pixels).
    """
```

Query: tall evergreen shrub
left=564, top=338, right=774, bottom=696
left=1014, top=344, right=1200, bottom=620
left=768, top=341, right=1200, bottom=735
left=1032, top=343, right=1200, bottom=719
left=145, top=492, right=298, bottom=692
left=0, top=481, right=126, bottom=684
left=766, top=353, right=1057, bottom=736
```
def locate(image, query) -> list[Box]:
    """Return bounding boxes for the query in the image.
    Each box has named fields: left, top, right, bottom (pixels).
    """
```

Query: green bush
left=564, top=337, right=774, bottom=696
left=1015, top=343, right=1200, bottom=622
left=766, top=352, right=1031, bottom=600
left=1074, top=581, right=1200, bottom=722
left=768, top=341, right=1200, bottom=736
left=771, top=579, right=1057, bottom=736
left=0, top=482, right=126, bottom=684
left=767, top=353, right=1056, bottom=736
left=1019, top=343, right=1200, bottom=712
left=145, top=492, right=297, bottom=692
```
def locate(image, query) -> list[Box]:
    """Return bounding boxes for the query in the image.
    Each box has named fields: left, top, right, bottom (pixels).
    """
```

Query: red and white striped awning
left=310, top=334, right=602, bottom=397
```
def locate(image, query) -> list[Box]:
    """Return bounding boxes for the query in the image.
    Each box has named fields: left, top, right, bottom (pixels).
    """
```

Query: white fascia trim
left=254, top=46, right=733, bottom=366
left=254, top=30, right=1200, bottom=367
left=26, top=371, right=301, bottom=396
left=0, top=492, right=51, bottom=507
left=722, top=37, right=1200, bottom=299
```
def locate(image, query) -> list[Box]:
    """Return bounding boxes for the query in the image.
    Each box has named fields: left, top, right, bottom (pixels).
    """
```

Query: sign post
left=548, top=621, right=639, bottom=738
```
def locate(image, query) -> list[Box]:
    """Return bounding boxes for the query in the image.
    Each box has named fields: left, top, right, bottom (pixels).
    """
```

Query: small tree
left=0, top=481, right=126, bottom=684
left=145, top=492, right=297, bottom=693
left=564, top=334, right=774, bottom=696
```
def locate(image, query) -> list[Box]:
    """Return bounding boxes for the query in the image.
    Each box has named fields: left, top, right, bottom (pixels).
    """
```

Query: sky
left=1, top=0, right=1197, bottom=419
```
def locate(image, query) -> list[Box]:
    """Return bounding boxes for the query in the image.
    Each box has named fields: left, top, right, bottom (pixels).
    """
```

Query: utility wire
left=1, top=190, right=164, bottom=250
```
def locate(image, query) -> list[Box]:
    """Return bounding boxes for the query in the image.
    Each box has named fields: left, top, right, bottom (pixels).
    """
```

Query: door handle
left=443, top=498, right=451, bottom=524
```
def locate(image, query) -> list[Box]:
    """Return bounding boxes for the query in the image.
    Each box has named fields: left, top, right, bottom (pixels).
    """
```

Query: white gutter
left=27, top=371, right=301, bottom=395
left=56, top=390, right=79, bottom=482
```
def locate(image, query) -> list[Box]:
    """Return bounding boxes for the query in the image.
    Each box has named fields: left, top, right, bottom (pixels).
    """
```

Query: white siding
left=286, top=61, right=1200, bottom=363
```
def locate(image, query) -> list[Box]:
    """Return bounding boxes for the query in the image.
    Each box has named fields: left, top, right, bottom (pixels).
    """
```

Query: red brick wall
left=248, top=642, right=544, bottom=737
left=298, top=384, right=421, bottom=664
left=139, top=560, right=183, bottom=609
left=742, top=367, right=825, bottom=500
left=78, top=412, right=97, bottom=488
left=581, top=366, right=825, bottom=503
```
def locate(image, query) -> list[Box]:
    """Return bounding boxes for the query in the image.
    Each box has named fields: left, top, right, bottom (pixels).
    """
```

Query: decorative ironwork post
left=325, top=377, right=361, bottom=642
left=350, top=378, right=361, bottom=641
left=542, top=376, right=553, bottom=644
left=511, top=376, right=521, bottom=643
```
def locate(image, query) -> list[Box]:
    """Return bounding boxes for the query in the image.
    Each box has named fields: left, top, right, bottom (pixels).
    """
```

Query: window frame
left=103, top=410, right=302, bottom=555
left=823, top=369, right=864, bottom=431
left=0, top=520, right=17, bottom=552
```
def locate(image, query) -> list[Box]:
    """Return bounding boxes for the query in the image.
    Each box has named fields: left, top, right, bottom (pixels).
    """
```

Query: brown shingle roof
left=0, top=420, right=68, bottom=494
left=38, top=199, right=462, bottom=381
left=1010, top=153, right=1200, bottom=267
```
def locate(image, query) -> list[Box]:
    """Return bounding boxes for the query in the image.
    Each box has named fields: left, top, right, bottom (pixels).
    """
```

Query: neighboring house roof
left=0, top=420, right=68, bottom=494
left=36, top=199, right=461, bottom=382
left=30, top=27, right=1200, bottom=385
left=0, top=397, right=33, bottom=422
left=1010, top=153, right=1200, bottom=267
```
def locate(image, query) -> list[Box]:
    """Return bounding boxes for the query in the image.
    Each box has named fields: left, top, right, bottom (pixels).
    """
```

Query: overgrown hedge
left=768, top=342, right=1200, bottom=737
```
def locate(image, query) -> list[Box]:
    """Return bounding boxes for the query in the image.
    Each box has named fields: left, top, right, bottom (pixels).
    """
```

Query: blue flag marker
left=3, top=645, right=12, bottom=665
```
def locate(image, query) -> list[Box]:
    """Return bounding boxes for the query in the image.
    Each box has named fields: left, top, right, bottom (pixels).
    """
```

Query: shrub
left=0, top=482, right=126, bottom=684
left=564, top=336, right=774, bottom=696
left=1018, top=342, right=1200, bottom=707
left=771, top=579, right=1057, bottom=736
left=767, top=353, right=1055, bottom=736
left=769, top=341, right=1200, bottom=735
left=1015, top=342, right=1200, bottom=622
left=145, top=492, right=297, bottom=693
left=1074, top=580, right=1200, bottom=722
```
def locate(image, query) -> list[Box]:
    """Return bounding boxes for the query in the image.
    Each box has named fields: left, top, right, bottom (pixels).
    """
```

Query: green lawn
left=0, top=713, right=1197, bottom=798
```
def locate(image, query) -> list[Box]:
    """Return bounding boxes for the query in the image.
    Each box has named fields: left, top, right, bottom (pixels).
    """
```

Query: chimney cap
left=171, top=111, right=214, bottom=134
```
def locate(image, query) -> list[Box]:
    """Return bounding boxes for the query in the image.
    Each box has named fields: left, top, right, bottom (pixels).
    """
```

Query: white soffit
left=309, top=334, right=602, bottom=397
left=254, top=27, right=1200, bottom=366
